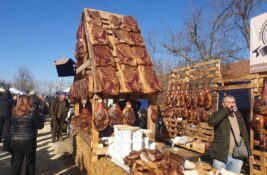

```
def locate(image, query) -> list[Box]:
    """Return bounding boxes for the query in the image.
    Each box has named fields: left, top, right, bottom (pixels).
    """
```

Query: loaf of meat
left=93, top=102, right=110, bottom=131
left=108, top=103, right=123, bottom=127
left=123, top=102, right=136, bottom=125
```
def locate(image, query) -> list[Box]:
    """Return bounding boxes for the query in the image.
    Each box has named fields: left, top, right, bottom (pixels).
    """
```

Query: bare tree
left=13, top=66, right=34, bottom=92
left=162, top=0, right=266, bottom=64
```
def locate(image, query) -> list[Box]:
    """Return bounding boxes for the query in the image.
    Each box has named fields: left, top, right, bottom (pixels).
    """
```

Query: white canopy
left=9, top=87, right=25, bottom=95
left=0, top=87, right=5, bottom=93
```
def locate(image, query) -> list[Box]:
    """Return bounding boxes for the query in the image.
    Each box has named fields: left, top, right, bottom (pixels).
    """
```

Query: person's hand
left=249, top=156, right=255, bottom=164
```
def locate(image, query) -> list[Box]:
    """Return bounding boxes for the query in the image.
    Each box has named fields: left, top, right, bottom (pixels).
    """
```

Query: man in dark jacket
left=0, top=90, right=14, bottom=142
left=207, top=95, right=254, bottom=173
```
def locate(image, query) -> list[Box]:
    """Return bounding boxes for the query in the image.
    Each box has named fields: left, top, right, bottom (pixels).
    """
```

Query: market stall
left=69, top=8, right=162, bottom=175
left=163, top=59, right=267, bottom=174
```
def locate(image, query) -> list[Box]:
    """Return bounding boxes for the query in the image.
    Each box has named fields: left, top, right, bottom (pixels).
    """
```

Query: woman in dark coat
left=0, top=90, right=14, bottom=142
left=9, top=95, right=44, bottom=175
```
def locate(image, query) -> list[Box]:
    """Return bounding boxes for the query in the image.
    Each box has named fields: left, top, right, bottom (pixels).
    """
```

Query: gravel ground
left=0, top=118, right=80, bottom=175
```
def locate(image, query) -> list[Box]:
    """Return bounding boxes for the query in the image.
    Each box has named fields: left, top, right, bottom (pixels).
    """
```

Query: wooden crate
left=251, top=134, right=267, bottom=175
left=163, top=117, right=184, bottom=138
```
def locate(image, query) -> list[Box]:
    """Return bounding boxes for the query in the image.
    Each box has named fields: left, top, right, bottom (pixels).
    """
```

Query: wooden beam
left=90, top=98, right=99, bottom=162
left=76, top=59, right=91, bottom=74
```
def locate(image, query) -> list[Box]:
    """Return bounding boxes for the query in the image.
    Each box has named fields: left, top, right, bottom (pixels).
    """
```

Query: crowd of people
left=0, top=88, right=72, bottom=175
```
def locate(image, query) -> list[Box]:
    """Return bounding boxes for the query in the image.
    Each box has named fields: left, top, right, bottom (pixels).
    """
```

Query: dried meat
left=109, top=15, right=123, bottom=29
left=93, top=102, right=110, bottom=131
left=123, top=102, right=136, bottom=125
left=75, top=39, right=88, bottom=61
left=122, top=16, right=140, bottom=32
left=108, top=103, right=123, bottom=126
left=112, top=28, right=133, bottom=45
left=133, top=46, right=152, bottom=65
left=87, top=10, right=102, bottom=25
left=115, top=44, right=137, bottom=66
left=129, top=32, right=145, bottom=46
left=96, top=67, right=120, bottom=95
left=120, top=64, right=142, bottom=92
left=93, top=45, right=115, bottom=67
left=138, top=65, right=162, bottom=93
left=89, top=23, right=111, bottom=46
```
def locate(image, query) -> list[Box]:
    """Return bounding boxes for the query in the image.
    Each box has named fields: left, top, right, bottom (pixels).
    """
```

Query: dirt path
left=0, top=119, right=80, bottom=175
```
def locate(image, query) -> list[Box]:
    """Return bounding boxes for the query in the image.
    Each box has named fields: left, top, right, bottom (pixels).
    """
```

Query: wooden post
left=147, top=96, right=157, bottom=141
left=74, top=103, right=80, bottom=116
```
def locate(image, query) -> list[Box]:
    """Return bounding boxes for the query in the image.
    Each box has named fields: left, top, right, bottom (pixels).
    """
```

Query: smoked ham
left=75, top=17, right=88, bottom=64
left=87, top=10, right=102, bottom=25
left=200, top=107, right=207, bottom=122
left=96, top=67, right=120, bottom=95
left=92, top=45, right=115, bottom=67
left=108, top=103, right=123, bottom=126
left=93, top=102, right=110, bottom=131
left=251, top=114, right=266, bottom=133
left=193, top=108, right=201, bottom=124
left=109, top=15, right=123, bottom=29
left=133, top=46, right=153, bottom=65
left=89, top=24, right=111, bottom=46
left=185, top=89, right=191, bottom=109
left=198, top=91, right=205, bottom=107
left=115, top=44, right=137, bottom=66
left=120, top=64, right=142, bottom=92
left=122, top=16, right=141, bottom=32
left=123, top=102, right=136, bottom=125
left=191, top=84, right=198, bottom=109
left=151, top=106, right=158, bottom=123
left=204, top=84, right=213, bottom=110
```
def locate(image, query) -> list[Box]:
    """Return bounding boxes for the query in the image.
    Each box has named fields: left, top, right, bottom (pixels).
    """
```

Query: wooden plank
left=76, top=59, right=91, bottom=74
left=90, top=98, right=99, bottom=162
left=214, top=84, right=253, bottom=91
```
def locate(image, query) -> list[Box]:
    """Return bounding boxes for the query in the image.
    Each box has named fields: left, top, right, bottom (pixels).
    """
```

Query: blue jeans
left=213, top=154, right=243, bottom=173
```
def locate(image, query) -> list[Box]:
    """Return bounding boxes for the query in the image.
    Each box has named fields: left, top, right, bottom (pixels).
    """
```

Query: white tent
left=0, top=87, right=5, bottom=93
left=9, top=87, right=25, bottom=95
left=62, top=87, right=71, bottom=93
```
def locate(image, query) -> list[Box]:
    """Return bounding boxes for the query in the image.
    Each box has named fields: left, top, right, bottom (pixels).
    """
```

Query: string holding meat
left=93, top=45, right=115, bottom=67
left=129, top=32, right=145, bottom=46
left=115, top=44, right=137, bottom=66
left=132, top=46, right=153, bottom=65
left=96, top=67, right=120, bottom=95
left=122, top=16, right=141, bottom=32
left=123, top=102, right=136, bottom=125
left=87, top=10, right=102, bottom=25
left=93, top=102, right=110, bottom=131
left=112, top=28, right=133, bottom=45
left=204, top=80, right=213, bottom=110
left=254, top=78, right=267, bottom=115
left=109, top=15, right=123, bottom=29
left=108, top=103, right=123, bottom=127
left=89, top=24, right=111, bottom=46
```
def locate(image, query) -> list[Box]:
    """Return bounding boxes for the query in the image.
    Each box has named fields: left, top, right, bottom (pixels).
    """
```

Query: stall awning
left=54, top=58, right=76, bottom=77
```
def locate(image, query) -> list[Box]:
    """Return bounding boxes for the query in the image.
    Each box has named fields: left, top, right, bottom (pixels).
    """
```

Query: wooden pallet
left=251, top=137, right=267, bottom=175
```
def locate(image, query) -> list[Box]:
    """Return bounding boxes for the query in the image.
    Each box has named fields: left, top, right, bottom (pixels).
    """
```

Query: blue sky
left=0, top=0, right=266, bottom=83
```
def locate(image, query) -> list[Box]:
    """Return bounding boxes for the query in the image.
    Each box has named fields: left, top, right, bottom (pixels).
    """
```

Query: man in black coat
left=0, top=90, right=14, bottom=142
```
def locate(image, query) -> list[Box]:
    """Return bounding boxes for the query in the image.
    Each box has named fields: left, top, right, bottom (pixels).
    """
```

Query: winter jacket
left=207, top=108, right=251, bottom=163
left=10, top=111, right=44, bottom=141
left=0, top=91, right=14, bottom=118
